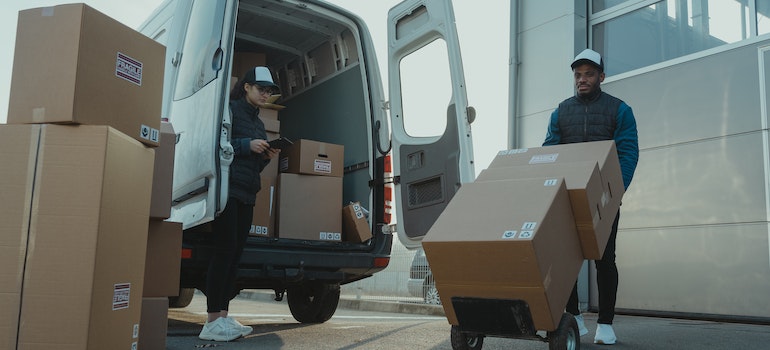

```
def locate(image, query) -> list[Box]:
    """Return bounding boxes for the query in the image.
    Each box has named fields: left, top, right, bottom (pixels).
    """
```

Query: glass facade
left=592, top=0, right=769, bottom=76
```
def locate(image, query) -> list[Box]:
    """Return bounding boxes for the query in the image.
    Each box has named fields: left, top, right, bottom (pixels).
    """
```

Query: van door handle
left=171, top=51, right=182, bottom=67
left=212, top=48, right=223, bottom=71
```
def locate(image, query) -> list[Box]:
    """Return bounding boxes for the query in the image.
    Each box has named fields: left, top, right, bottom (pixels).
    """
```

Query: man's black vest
left=557, top=91, right=621, bottom=144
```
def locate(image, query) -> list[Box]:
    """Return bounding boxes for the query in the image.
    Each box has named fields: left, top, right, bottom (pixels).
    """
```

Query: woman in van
left=198, top=66, right=281, bottom=342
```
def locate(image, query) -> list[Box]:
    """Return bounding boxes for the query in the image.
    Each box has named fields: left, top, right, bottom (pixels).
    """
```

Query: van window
left=399, top=39, right=450, bottom=137
left=174, top=0, right=226, bottom=100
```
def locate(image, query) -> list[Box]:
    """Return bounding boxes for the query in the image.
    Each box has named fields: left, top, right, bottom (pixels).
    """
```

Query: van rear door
left=165, top=0, right=234, bottom=229
left=387, top=0, right=475, bottom=249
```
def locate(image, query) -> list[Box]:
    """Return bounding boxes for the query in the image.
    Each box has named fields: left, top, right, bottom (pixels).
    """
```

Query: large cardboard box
left=139, top=297, right=169, bottom=350
left=143, top=220, right=183, bottom=297
left=0, top=125, right=41, bottom=350
left=7, top=4, right=165, bottom=147
left=250, top=178, right=276, bottom=238
left=14, top=125, right=154, bottom=349
left=423, top=178, right=583, bottom=331
left=477, top=162, right=610, bottom=259
left=342, top=202, right=373, bottom=243
left=489, top=141, right=624, bottom=257
left=280, top=139, right=344, bottom=177
left=277, top=173, right=343, bottom=241
left=150, top=122, right=176, bottom=219
left=489, top=140, right=624, bottom=209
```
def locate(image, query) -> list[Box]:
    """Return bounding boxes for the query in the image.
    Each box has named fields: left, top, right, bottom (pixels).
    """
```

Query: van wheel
left=168, top=288, right=195, bottom=308
left=287, top=282, right=340, bottom=323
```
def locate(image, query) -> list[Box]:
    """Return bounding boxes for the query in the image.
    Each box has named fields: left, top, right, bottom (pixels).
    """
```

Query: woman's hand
left=264, top=147, right=280, bottom=159
left=250, top=139, right=270, bottom=154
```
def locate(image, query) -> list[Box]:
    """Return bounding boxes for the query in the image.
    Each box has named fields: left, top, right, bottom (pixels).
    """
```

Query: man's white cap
left=571, top=49, right=604, bottom=71
left=244, top=66, right=279, bottom=91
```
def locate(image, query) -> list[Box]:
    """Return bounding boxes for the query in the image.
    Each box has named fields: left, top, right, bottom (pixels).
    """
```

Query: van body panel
left=387, top=0, right=476, bottom=249
left=137, top=0, right=419, bottom=299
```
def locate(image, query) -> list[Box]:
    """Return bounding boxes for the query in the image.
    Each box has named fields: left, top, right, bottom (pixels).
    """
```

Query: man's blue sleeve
left=614, top=103, right=639, bottom=189
left=543, top=109, right=561, bottom=146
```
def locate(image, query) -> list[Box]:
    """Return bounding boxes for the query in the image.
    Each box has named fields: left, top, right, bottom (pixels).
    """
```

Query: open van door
left=165, top=0, right=234, bottom=229
left=387, top=0, right=475, bottom=249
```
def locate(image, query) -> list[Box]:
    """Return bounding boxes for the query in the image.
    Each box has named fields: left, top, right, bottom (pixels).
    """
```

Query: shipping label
left=140, top=124, right=160, bottom=143
left=115, top=52, right=143, bottom=86
left=543, top=178, right=559, bottom=186
left=319, top=232, right=341, bottom=241
left=529, top=153, right=558, bottom=164
left=314, top=159, right=332, bottom=174
left=112, top=283, right=131, bottom=310
left=497, top=148, right=528, bottom=156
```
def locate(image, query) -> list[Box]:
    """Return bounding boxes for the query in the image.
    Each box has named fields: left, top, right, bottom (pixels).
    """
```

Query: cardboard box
left=139, top=297, right=169, bottom=350
left=477, top=162, right=610, bottom=259
left=261, top=115, right=280, bottom=133
left=280, top=139, right=344, bottom=177
left=489, top=140, right=624, bottom=214
left=260, top=108, right=279, bottom=120
left=422, top=178, right=583, bottom=331
left=250, top=178, right=276, bottom=238
left=277, top=173, right=343, bottom=241
left=232, top=52, right=267, bottom=79
left=15, top=124, right=154, bottom=349
left=0, top=125, right=41, bottom=350
left=150, top=122, right=176, bottom=219
left=143, top=220, right=183, bottom=297
left=342, top=202, right=373, bottom=243
left=7, top=4, right=165, bottom=147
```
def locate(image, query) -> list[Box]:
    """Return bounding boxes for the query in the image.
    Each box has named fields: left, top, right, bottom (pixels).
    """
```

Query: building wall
left=515, top=0, right=770, bottom=320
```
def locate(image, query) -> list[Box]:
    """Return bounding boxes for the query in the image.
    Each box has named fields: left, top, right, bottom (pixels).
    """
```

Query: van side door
left=164, top=0, right=235, bottom=229
left=387, top=0, right=476, bottom=249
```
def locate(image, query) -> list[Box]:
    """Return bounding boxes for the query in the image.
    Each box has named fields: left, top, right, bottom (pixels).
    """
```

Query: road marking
left=192, top=312, right=444, bottom=321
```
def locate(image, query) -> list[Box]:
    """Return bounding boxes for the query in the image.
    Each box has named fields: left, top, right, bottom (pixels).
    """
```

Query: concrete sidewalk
left=237, top=290, right=770, bottom=349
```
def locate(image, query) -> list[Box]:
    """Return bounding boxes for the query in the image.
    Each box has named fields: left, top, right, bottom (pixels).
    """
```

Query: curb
left=238, top=290, right=446, bottom=317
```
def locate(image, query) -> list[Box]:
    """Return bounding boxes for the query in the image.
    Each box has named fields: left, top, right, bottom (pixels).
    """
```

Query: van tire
left=169, top=288, right=195, bottom=308
left=287, top=282, right=340, bottom=323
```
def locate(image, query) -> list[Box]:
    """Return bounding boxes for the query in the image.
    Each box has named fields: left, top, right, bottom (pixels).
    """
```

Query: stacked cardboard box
left=1, top=4, right=168, bottom=349
left=0, top=125, right=154, bottom=349
left=277, top=139, right=346, bottom=241
left=486, top=141, right=624, bottom=259
left=250, top=109, right=281, bottom=238
left=423, top=178, right=584, bottom=331
left=424, top=141, right=625, bottom=331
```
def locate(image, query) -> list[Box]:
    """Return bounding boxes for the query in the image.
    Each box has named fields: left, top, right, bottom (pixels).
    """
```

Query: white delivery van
left=139, top=0, right=475, bottom=322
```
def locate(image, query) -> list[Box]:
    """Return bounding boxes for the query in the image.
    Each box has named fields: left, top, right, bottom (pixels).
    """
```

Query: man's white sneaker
left=198, top=317, right=241, bottom=342
left=594, top=323, right=617, bottom=345
left=574, top=314, right=589, bottom=336
left=226, top=317, right=253, bottom=337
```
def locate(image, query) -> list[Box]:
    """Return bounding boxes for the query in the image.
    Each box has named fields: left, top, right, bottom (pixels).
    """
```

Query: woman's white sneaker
left=226, top=317, right=253, bottom=337
left=198, top=317, right=241, bottom=342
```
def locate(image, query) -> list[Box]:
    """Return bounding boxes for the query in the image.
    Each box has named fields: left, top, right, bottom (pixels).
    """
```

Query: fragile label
left=319, top=232, right=341, bottom=241
left=497, top=148, right=528, bottom=156
left=529, top=153, right=558, bottom=164
left=140, top=124, right=160, bottom=143
left=115, top=52, right=143, bottom=86
left=112, top=283, right=131, bottom=310
left=314, top=159, right=332, bottom=174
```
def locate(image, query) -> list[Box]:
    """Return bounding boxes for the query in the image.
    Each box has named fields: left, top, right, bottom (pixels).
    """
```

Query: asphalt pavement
left=236, top=290, right=770, bottom=349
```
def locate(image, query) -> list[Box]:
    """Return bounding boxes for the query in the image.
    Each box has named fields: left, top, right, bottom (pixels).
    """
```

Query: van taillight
left=181, top=248, right=192, bottom=259
left=374, top=257, right=390, bottom=268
